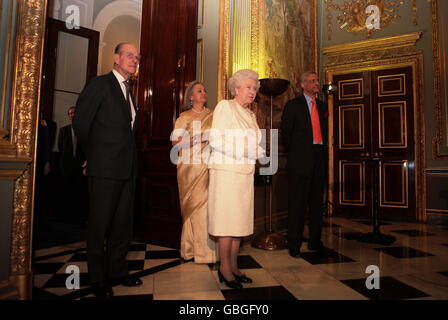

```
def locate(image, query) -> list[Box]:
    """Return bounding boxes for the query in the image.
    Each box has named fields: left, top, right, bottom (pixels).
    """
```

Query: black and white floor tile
left=33, top=217, right=448, bottom=300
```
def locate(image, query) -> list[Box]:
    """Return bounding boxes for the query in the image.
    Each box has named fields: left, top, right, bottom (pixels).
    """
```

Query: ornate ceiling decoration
left=325, top=0, right=420, bottom=39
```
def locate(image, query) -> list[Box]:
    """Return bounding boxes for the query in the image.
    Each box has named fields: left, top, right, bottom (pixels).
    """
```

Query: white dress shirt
left=112, top=69, right=136, bottom=128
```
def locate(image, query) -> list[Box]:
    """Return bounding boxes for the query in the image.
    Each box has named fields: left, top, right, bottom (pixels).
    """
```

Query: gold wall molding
left=322, top=32, right=422, bottom=67
left=6, top=0, right=47, bottom=300
left=323, top=32, right=426, bottom=221
left=250, top=0, right=260, bottom=74
left=425, top=210, right=448, bottom=215
left=431, top=0, right=448, bottom=159
left=425, top=168, right=448, bottom=174
left=217, top=0, right=231, bottom=101
left=219, top=0, right=261, bottom=100
left=325, top=0, right=334, bottom=41
left=411, top=0, right=418, bottom=26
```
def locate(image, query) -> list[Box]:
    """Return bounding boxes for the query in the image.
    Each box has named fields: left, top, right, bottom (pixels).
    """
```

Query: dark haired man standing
left=58, top=106, right=87, bottom=223
left=281, top=71, right=329, bottom=258
left=73, top=43, right=142, bottom=298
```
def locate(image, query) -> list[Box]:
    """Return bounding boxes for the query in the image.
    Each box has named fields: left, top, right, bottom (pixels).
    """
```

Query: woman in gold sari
left=172, top=81, right=217, bottom=263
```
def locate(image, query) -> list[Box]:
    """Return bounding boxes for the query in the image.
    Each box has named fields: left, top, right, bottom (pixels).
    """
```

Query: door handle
left=374, top=152, right=383, bottom=157
left=361, top=152, right=370, bottom=157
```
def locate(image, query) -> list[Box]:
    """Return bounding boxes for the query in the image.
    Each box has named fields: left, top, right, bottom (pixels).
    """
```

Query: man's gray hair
left=227, top=69, right=260, bottom=97
left=300, top=71, right=318, bottom=84
left=114, top=42, right=132, bottom=55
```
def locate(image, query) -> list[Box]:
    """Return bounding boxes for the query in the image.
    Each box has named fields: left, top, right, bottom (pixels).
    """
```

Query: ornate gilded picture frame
left=0, top=0, right=47, bottom=300
left=217, top=0, right=317, bottom=149
left=218, top=0, right=317, bottom=101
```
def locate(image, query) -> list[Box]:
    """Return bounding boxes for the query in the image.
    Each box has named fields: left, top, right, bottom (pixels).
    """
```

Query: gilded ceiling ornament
left=327, top=0, right=406, bottom=38
left=325, top=0, right=334, bottom=40
left=411, top=0, right=418, bottom=25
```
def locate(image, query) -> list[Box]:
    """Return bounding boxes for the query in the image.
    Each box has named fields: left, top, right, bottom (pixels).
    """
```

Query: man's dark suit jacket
left=58, top=124, right=85, bottom=176
left=281, top=94, right=328, bottom=176
left=72, top=72, right=137, bottom=180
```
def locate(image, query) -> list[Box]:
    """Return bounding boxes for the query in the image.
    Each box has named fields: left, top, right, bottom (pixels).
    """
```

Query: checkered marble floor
left=33, top=217, right=448, bottom=300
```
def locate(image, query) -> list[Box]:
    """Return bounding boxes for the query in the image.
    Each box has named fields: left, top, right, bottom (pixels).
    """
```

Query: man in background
left=58, top=106, right=87, bottom=223
left=281, top=71, right=329, bottom=258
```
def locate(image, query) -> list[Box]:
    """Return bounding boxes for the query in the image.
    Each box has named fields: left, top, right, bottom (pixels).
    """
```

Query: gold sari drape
left=174, top=109, right=217, bottom=263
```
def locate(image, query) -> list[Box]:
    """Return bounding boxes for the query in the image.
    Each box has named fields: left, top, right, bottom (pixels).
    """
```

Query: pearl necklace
left=191, top=107, right=205, bottom=114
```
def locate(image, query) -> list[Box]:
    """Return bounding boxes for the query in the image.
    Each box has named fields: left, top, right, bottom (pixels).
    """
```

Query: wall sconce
left=322, top=83, right=337, bottom=96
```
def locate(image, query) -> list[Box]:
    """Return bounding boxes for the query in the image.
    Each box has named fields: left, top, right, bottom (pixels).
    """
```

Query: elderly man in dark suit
left=281, top=71, right=329, bottom=258
left=73, top=42, right=142, bottom=298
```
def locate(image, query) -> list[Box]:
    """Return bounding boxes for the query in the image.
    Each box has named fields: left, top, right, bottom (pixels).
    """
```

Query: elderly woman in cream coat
left=207, top=69, right=265, bottom=289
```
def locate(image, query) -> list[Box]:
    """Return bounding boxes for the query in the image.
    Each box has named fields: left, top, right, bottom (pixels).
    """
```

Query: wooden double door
left=332, top=66, right=416, bottom=221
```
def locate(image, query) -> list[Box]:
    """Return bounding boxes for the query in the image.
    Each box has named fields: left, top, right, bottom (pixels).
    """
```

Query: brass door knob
left=360, top=152, right=370, bottom=157
left=374, top=152, right=383, bottom=157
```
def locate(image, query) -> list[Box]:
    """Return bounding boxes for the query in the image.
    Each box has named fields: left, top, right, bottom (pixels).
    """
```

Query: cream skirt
left=207, top=169, right=254, bottom=237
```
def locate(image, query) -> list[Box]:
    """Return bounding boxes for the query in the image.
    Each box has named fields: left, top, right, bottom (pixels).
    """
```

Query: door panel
left=134, top=0, right=198, bottom=247
left=334, top=72, right=372, bottom=218
left=339, top=104, right=364, bottom=148
left=372, top=67, right=415, bottom=220
left=380, top=160, right=408, bottom=207
left=338, top=78, right=364, bottom=100
left=378, top=101, right=407, bottom=147
left=333, top=66, right=415, bottom=221
left=339, top=161, right=365, bottom=206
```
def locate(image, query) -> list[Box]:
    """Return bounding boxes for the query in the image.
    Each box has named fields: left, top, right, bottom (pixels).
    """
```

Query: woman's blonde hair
left=227, top=69, right=260, bottom=97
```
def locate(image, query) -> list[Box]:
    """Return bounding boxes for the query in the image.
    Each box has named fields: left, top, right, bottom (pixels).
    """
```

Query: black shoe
left=218, top=270, right=242, bottom=290
left=232, top=273, right=252, bottom=284
left=289, top=247, right=301, bottom=258
left=114, top=277, right=143, bottom=287
left=92, top=285, right=114, bottom=299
